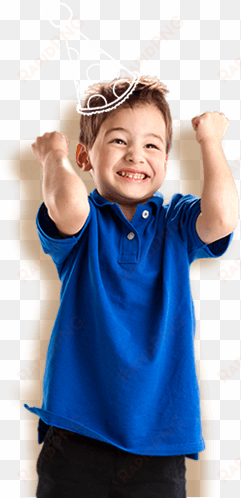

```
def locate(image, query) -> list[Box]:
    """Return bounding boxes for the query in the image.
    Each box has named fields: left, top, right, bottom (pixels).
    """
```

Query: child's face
left=80, top=104, right=168, bottom=219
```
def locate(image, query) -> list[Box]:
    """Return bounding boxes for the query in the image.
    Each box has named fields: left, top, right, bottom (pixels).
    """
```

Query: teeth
left=119, top=171, right=146, bottom=179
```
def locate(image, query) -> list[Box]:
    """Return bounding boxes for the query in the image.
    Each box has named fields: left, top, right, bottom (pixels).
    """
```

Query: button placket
left=119, top=228, right=139, bottom=263
left=115, top=205, right=152, bottom=264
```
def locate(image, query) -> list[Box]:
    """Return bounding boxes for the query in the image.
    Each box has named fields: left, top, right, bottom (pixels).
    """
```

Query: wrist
left=43, top=149, right=68, bottom=167
left=199, top=137, right=222, bottom=149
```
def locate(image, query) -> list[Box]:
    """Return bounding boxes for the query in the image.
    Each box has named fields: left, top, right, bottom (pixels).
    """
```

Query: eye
left=146, top=144, right=157, bottom=149
left=111, top=139, right=158, bottom=149
left=112, top=139, right=125, bottom=144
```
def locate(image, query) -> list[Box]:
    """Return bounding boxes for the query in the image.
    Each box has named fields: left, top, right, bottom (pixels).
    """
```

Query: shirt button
left=142, top=210, right=149, bottom=218
left=127, top=232, right=135, bottom=240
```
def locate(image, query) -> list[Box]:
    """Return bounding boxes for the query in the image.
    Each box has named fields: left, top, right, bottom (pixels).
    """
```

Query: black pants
left=36, top=425, right=186, bottom=498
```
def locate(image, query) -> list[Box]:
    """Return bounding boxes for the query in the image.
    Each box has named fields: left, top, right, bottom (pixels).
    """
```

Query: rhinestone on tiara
left=47, top=1, right=140, bottom=116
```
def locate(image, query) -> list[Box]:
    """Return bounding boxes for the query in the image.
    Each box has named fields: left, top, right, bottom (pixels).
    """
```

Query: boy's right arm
left=42, top=149, right=90, bottom=238
left=31, top=132, right=90, bottom=238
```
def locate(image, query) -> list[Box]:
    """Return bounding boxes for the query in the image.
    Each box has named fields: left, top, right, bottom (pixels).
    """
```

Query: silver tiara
left=47, top=1, right=140, bottom=116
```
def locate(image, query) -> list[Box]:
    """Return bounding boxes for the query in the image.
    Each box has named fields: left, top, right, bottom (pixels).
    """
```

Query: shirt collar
left=89, top=188, right=164, bottom=208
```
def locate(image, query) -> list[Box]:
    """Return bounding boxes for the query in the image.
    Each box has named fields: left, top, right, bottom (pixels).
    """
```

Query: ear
left=76, top=143, right=92, bottom=171
left=164, top=154, right=169, bottom=173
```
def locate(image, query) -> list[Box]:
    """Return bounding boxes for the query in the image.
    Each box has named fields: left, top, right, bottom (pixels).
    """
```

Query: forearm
left=200, top=139, right=239, bottom=228
left=42, top=150, right=88, bottom=216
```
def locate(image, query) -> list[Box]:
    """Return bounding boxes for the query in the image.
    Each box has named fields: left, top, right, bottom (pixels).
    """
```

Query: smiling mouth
left=116, top=172, right=149, bottom=182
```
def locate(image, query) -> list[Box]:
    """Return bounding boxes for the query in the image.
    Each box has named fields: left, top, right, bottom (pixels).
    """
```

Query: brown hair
left=78, top=75, right=172, bottom=156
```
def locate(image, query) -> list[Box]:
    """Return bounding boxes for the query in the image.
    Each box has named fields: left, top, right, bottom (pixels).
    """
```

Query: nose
left=125, top=146, right=144, bottom=164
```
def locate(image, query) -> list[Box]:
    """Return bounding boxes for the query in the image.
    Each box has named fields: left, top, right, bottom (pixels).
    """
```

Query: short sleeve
left=168, top=193, right=234, bottom=264
left=36, top=201, right=91, bottom=269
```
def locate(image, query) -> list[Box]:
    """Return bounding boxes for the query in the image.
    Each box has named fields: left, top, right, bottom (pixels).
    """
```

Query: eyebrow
left=104, top=127, right=165, bottom=146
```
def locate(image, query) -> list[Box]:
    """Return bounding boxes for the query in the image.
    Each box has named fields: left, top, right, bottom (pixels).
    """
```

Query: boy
left=25, top=76, right=238, bottom=498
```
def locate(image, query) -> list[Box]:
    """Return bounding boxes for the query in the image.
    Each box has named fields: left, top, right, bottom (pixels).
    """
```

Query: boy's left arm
left=191, top=111, right=239, bottom=244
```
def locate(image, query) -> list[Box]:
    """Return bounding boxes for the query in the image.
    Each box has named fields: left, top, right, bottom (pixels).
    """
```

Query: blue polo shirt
left=24, top=188, right=234, bottom=461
